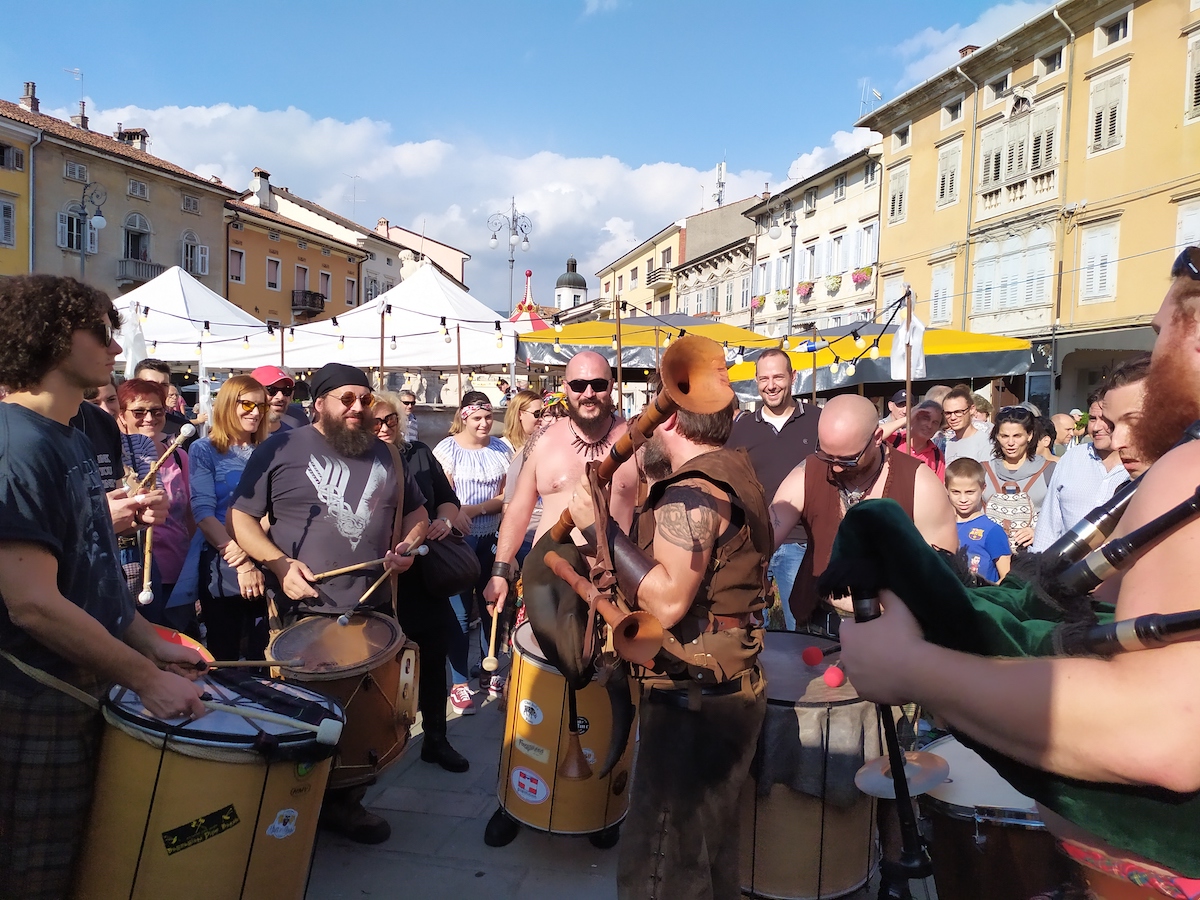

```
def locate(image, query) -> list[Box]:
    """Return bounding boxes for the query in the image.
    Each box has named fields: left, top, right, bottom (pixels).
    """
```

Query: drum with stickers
left=73, top=672, right=343, bottom=900
left=268, top=611, right=418, bottom=789
left=494, top=621, right=637, bottom=836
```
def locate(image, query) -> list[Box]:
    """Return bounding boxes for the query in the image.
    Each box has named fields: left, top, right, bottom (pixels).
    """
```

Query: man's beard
left=1133, top=331, right=1200, bottom=465
left=568, top=390, right=615, bottom=436
left=640, top=433, right=673, bottom=483
left=319, top=410, right=376, bottom=458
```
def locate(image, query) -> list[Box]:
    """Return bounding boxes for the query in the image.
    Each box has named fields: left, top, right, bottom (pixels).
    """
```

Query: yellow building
left=589, top=222, right=683, bottom=323
left=858, top=0, right=1200, bottom=411
left=0, top=111, right=37, bottom=275
left=225, top=170, right=365, bottom=327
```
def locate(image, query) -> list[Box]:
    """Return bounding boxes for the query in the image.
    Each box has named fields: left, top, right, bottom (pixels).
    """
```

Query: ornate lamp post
left=78, top=181, right=107, bottom=282
left=488, top=197, right=532, bottom=312
left=768, top=200, right=799, bottom=340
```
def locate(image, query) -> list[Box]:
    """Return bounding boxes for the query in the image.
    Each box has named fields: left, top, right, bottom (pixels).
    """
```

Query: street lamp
left=766, top=200, right=800, bottom=340
left=78, top=181, right=107, bottom=282
left=487, top=197, right=532, bottom=312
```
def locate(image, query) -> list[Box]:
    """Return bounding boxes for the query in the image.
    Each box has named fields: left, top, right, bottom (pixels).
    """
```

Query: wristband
left=490, top=561, right=513, bottom=581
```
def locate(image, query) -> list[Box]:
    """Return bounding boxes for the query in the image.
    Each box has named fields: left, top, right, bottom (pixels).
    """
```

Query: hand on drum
left=838, top=589, right=927, bottom=706
left=383, top=542, right=417, bottom=575
left=138, top=668, right=208, bottom=720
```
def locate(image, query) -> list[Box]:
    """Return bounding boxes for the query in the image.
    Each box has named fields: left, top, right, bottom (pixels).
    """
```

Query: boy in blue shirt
left=945, top=458, right=1011, bottom=583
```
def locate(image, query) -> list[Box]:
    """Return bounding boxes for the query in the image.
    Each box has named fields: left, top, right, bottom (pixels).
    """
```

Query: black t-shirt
left=70, top=400, right=123, bottom=491
left=0, top=403, right=133, bottom=692
left=231, top=425, right=426, bottom=613
left=402, top=441, right=459, bottom=518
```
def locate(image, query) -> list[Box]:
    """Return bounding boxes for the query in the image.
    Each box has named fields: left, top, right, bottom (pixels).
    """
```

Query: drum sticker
left=582, top=748, right=596, bottom=766
left=515, top=736, right=549, bottom=763
left=511, top=766, right=549, bottom=804
left=574, top=715, right=589, bottom=735
left=265, top=808, right=298, bottom=840
left=161, top=804, right=240, bottom=855
left=295, top=761, right=315, bottom=779
left=519, top=699, right=543, bottom=726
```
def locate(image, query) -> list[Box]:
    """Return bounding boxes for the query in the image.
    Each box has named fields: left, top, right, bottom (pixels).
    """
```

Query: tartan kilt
left=0, top=675, right=106, bottom=900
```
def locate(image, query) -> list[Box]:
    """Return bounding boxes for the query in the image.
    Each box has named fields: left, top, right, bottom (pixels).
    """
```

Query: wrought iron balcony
left=291, top=290, right=325, bottom=318
left=116, top=258, right=167, bottom=286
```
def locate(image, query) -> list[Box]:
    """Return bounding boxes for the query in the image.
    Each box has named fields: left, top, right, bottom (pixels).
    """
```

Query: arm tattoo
left=769, top=506, right=783, bottom=535
left=656, top=484, right=721, bottom=552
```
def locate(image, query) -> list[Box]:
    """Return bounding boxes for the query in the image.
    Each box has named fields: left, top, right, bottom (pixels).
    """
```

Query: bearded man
left=226, top=362, right=429, bottom=846
left=483, top=350, right=639, bottom=613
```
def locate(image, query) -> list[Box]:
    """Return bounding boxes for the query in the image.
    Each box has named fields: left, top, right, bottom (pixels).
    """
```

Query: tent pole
left=810, top=324, right=818, bottom=405
left=905, top=287, right=913, bottom=449
left=615, top=298, right=623, bottom=416
left=279, top=322, right=284, bottom=367
left=379, top=307, right=385, bottom=391
left=456, top=324, right=463, bottom=404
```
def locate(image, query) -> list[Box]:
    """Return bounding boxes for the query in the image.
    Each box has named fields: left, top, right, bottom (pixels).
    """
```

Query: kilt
left=0, top=675, right=106, bottom=900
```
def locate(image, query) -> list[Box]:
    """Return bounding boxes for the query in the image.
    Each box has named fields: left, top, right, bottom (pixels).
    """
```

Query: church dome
left=555, top=257, right=587, bottom=290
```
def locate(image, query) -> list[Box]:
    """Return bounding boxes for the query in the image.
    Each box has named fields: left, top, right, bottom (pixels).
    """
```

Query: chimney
left=376, top=217, right=390, bottom=235
left=71, top=100, right=88, bottom=130
left=19, top=82, right=38, bottom=113
left=762, top=182, right=770, bottom=201
left=113, top=125, right=150, bottom=152
left=959, top=45, right=979, bottom=58
left=248, top=167, right=274, bottom=210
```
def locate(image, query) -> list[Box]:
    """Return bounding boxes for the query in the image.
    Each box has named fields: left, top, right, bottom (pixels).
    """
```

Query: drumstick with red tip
left=801, top=644, right=841, bottom=666
left=823, top=661, right=847, bottom=689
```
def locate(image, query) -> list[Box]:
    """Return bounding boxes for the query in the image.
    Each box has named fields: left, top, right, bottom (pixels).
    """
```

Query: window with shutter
left=972, top=250, right=998, bottom=314
left=1030, top=105, right=1059, bottom=170
left=197, top=245, right=209, bottom=276
left=1090, top=74, right=1125, bottom=152
left=1176, top=202, right=1200, bottom=252
left=725, top=281, right=733, bottom=312
left=931, top=264, right=953, bottom=323
left=1, top=201, right=14, bottom=247
left=1081, top=224, right=1118, bottom=301
left=980, top=126, right=1004, bottom=187
left=888, top=169, right=908, bottom=223
left=1188, top=39, right=1200, bottom=122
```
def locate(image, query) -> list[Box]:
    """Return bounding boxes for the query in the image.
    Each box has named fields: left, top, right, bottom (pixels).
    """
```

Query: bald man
left=1051, top=412, right=1077, bottom=455
left=484, top=351, right=639, bottom=612
left=770, top=394, right=957, bottom=631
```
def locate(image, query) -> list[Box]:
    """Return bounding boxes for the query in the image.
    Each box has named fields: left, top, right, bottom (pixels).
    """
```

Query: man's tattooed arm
left=656, top=482, right=722, bottom=553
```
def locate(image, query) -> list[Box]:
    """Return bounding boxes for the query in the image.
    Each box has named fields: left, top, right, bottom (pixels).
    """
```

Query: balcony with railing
left=116, top=258, right=167, bottom=286
left=291, top=290, right=326, bottom=318
left=646, top=266, right=672, bottom=289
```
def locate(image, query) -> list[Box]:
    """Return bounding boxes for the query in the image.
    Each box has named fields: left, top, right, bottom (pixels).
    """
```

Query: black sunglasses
left=996, top=406, right=1035, bottom=422
left=371, top=412, right=399, bottom=433
left=400, top=400, right=415, bottom=407
left=266, top=384, right=294, bottom=397
left=1173, top=247, right=1200, bottom=281
left=89, top=322, right=114, bottom=347
left=566, top=378, right=610, bottom=394
left=814, top=434, right=875, bottom=468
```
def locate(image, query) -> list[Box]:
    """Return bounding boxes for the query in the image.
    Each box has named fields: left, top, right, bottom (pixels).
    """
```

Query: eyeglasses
left=126, top=406, right=165, bottom=419
left=237, top=399, right=268, bottom=413
left=331, top=391, right=374, bottom=409
left=1173, top=247, right=1200, bottom=281
left=400, top=400, right=416, bottom=407
left=371, top=412, right=399, bottom=434
left=814, top=435, right=875, bottom=468
left=566, top=378, right=610, bottom=394
left=266, top=384, right=294, bottom=397
left=942, top=406, right=971, bottom=418
left=89, top=322, right=114, bottom=347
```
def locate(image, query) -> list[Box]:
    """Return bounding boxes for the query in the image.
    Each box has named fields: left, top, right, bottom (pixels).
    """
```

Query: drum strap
left=0, top=649, right=100, bottom=709
left=384, top=442, right=407, bottom=616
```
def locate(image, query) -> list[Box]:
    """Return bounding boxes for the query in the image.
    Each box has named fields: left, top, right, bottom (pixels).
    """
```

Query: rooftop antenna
left=699, top=183, right=705, bottom=213
left=712, top=158, right=727, bottom=207
left=859, top=79, right=883, bottom=117
left=63, top=67, right=83, bottom=103
left=343, top=173, right=361, bottom=222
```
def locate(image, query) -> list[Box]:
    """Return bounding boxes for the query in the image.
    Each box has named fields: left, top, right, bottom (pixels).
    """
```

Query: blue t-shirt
left=956, top=513, right=1011, bottom=583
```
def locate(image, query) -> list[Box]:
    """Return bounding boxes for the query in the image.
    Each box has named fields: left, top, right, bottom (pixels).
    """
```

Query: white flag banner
left=890, top=312, right=927, bottom=380
left=121, top=314, right=149, bottom=379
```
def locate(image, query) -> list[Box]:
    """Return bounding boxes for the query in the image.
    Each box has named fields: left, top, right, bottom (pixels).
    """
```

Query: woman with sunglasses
left=177, top=375, right=270, bottom=661
left=433, top=391, right=513, bottom=715
left=116, top=378, right=196, bottom=629
left=500, top=390, right=546, bottom=565
left=367, top=391, right=472, bottom=770
left=982, top=406, right=1055, bottom=552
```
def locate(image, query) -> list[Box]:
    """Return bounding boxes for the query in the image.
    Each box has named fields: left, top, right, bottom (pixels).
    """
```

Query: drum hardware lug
left=973, top=816, right=987, bottom=850
left=368, top=749, right=379, bottom=768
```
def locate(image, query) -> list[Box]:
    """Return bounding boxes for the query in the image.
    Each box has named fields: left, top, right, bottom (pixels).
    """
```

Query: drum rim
left=268, top=610, right=403, bottom=679
left=512, top=621, right=559, bottom=674
left=760, top=632, right=866, bottom=708
left=920, top=734, right=1045, bottom=829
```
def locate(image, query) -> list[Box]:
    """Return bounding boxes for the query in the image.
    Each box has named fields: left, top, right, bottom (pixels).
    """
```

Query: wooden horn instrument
left=558, top=685, right=592, bottom=781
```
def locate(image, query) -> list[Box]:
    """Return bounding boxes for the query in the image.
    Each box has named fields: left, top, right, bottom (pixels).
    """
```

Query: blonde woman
left=499, top=389, right=544, bottom=453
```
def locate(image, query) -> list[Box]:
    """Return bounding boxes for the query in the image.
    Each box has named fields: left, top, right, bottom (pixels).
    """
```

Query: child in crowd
left=945, top=457, right=1011, bottom=583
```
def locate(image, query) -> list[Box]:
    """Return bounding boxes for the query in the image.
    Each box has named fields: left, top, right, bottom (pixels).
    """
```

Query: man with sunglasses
left=228, top=361, right=430, bottom=845
left=399, top=389, right=419, bottom=443
left=0, top=275, right=207, bottom=898
left=483, top=350, right=639, bottom=615
left=838, top=249, right=1200, bottom=892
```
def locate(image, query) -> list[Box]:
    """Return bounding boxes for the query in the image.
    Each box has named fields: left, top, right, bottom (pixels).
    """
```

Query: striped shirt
left=432, top=436, right=512, bottom=535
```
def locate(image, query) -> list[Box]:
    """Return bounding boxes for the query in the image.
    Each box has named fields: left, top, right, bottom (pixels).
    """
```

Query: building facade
left=553, top=256, right=588, bottom=310
left=858, top=0, right=1200, bottom=411
left=3, top=84, right=236, bottom=295
left=373, top=219, right=470, bottom=288
left=0, top=108, right=38, bottom=275
left=590, top=223, right=684, bottom=324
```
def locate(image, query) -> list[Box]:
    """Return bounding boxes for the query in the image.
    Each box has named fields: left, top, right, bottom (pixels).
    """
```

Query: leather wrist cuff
left=490, top=561, right=514, bottom=581
left=610, top=527, right=656, bottom=604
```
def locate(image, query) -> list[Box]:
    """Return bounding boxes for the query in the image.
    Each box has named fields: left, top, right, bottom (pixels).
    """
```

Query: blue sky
left=2, top=0, right=1049, bottom=309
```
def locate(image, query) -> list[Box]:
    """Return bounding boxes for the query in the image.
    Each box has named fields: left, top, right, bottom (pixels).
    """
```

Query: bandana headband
left=460, top=402, right=492, bottom=420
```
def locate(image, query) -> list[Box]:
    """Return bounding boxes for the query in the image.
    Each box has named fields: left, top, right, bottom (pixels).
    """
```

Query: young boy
left=945, top=457, right=1011, bottom=583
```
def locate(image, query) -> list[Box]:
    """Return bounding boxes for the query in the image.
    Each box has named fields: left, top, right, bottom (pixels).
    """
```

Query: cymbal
left=854, top=751, right=950, bottom=799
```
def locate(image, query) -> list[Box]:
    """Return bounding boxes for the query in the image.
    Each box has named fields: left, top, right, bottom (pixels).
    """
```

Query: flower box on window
left=752, top=295, right=766, bottom=310
left=851, top=266, right=873, bottom=288
left=774, top=289, right=790, bottom=308
left=825, top=275, right=843, bottom=294
left=795, top=281, right=815, bottom=300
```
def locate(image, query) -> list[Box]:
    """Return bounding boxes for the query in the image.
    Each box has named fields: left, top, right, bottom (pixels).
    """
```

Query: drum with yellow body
left=495, top=622, right=637, bottom=835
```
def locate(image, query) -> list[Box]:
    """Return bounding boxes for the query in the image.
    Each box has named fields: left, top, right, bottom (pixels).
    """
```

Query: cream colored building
left=672, top=199, right=758, bottom=329
left=858, top=0, right=1200, bottom=411
left=743, top=148, right=883, bottom=340
left=373, top=218, right=470, bottom=287
left=586, top=222, right=684, bottom=324
left=3, top=84, right=235, bottom=296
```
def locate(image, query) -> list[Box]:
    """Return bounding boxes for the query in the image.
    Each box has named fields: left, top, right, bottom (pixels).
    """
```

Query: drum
left=739, top=632, right=882, bottom=899
left=495, top=622, right=637, bottom=835
left=920, top=734, right=1073, bottom=900
left=268, top=612, right=418, bottom=789
left=74, top=674, right=342, bottom=900
left=1058, top=837, right=1196, bottom=900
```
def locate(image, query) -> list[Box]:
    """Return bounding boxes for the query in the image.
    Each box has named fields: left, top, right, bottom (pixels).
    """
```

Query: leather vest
left=789, top=447, right=919, bottom=623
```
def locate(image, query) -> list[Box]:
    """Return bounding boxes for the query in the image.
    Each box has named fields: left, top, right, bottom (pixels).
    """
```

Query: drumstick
left=137, top=528, right=155, bottom=605
left=482, top=605, right=500, bottom=672
left=199, top=696, right=343, bottom=745
left=131, top=424, right=196, bottom=495
left=310, top=544, right=428, bottom=582
left=336, top=571, right=390, bottom=626
left=191, top=658, right=304, bottom=670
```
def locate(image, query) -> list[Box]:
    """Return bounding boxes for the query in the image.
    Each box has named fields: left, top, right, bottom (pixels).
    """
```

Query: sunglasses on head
left=997, top=406, right=1035, bottom=422
left=237, top=398, right=268, bottom=413
left=266, top=384, right=294, bottom=397
left=814, top=434, right=875, bottom=468
left=330, top=391, right=374, bottom=409
left=566, top=378, right=610, bottom=394
left=371, top=412, right=399, bottom=434
left=1173, top=246, right=1200, bottom=281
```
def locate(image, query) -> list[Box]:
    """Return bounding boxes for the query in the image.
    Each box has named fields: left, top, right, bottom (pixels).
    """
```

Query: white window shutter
left=1178, top=204, right=1200, bottom=251
left=57, top=212, right=69, bottom=248
left=198, top=245, right=209, bottom=275
left=1, top=203, right=13, bottom=246
left=1189, top=41, right=1200, bottom=119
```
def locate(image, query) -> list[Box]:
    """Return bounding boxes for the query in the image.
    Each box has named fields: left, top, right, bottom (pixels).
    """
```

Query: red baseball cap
left=250, top=365, right=295, bottom=388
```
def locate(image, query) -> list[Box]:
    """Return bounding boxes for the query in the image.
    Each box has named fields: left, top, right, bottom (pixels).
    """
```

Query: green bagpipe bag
left=819, top=498, right=1200, bottom=878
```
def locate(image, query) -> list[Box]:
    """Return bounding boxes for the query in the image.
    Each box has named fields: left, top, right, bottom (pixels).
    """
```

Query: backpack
left=982, top=460, right=1051, bottom=550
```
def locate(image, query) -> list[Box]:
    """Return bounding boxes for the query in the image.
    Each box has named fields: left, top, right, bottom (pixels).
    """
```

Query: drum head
left=269, top=612, right=403, bottom=679
left=923, top=734, right=1040, bottom=821
left=513, top=621, right=548, bottom=665
left=760, top=631, right=861, bottom=706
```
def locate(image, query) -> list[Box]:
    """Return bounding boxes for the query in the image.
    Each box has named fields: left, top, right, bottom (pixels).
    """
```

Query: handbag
left=415, top=529, right=480, bottom=598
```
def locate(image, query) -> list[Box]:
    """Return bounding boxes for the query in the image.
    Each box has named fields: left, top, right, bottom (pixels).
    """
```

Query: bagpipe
left=817, top=424, right=1200, bottom=878
left=519, top=335, right=734, bottom=780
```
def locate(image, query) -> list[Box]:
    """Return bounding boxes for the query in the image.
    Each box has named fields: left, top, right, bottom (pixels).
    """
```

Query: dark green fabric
left=823, top=499, right=1200, bottom=877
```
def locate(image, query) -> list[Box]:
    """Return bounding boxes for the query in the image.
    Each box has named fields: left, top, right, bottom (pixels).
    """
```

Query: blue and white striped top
left=432, top=436, right=512, bottom=535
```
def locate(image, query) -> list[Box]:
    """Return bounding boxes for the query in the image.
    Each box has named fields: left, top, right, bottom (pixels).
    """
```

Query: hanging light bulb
left=288, top=328, right=295, bottom=343
left=845, top=362, right=857, bottom=377
left=194, top=342, right=202, bottom=356
left=242, top=335, right=250, bottom=349
left=149, top=340, right=157, bottom=354
left=553, top=315, right=563, bottom=333
left=853, top=330, right=866, bottom=350
left=338, top=336, right=345, bottom=350
left=828, top=359, right=840, bottom=376
left=662, top=334, right=671, bottom=349
left=444, top=331, right=452, bottom=343
left=332, top=316, right=340, bottom=332
left=138, top=304, right=148, bottom=323
left=611, top=335, right=618, bottom=351
left=390, top=336, right=397, bottom=350
left=202, top=320, right=211, bottom=338
left=553, top=337, right=561, bottom=352
left=186, top=365, right=192, bottom=375
left=544, top=365, right=550, bottom=372
left=735, top=346, right=745, bottom=365
left=869, top=342, right=881, bottom=360
left=439, top=316, right=447, bottom=336
left=385, top=304, right=393, bottom=319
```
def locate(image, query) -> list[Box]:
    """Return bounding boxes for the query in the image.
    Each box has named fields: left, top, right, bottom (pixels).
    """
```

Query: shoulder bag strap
left=982, top=461, right=1004, bottom=492
left=1019, top=460, right=1052, bottom=491
left=0, top=650, right=100, bottom=709
left=384, top=441, right=407, bottom=615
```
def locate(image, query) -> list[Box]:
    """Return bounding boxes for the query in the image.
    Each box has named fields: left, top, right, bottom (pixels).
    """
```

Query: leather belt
left=705, top=610, right=761, bottom=633
left=645, top=670, right=758, bottom=708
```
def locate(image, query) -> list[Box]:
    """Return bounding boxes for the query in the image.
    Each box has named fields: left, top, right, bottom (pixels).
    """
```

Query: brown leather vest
left=789, top=446, right=919, bottom=623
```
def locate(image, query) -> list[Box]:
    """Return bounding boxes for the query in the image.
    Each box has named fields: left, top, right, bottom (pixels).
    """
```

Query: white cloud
left=583, top=0, right=619, bottom=14
left=894, top=1, right=1052, bottom=90
left=57, top=101, right=770, bottom=311
left=785, top=128, right=880, bottom=183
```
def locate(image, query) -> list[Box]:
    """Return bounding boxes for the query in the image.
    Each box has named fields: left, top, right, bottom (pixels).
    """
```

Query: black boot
left=878, top=861, right=913, bottom=900
left=421, top=732, right=469, bottom=773
left=319, top=785, right=391, bottom=844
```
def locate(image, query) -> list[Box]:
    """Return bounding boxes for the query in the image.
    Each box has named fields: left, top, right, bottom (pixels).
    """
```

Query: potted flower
left=752, top=295, right=766, bottom=310
left=795, top=281, right=814, bottom=300
left=825, top=274, right=843, bottom=294
left=851, top=266, right=873, bottom=288
left=774, top=289, right=790, bottom=308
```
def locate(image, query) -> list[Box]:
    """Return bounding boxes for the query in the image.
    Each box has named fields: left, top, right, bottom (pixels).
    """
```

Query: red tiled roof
left=0, top=99, right=237, bottom=193
left=224, top=199, right=365, bottom=254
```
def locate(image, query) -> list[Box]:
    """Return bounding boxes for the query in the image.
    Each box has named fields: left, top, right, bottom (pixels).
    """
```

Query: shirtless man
left=483, top=351, right=639, bottom=610
left=839, top=248, right=1200, bottom=887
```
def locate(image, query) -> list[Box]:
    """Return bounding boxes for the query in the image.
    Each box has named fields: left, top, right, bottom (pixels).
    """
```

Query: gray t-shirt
left=231, top=425, right=425, bottom=613
left=981, top=456, right=1055, bottom=514
left=945, top=423, right=994, bottom=464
